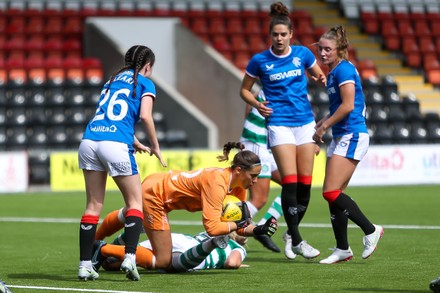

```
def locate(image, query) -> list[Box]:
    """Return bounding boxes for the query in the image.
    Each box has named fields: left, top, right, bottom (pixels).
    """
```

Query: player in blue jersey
left=240, top=1, right=326, bottom=260
left=77, top=45, right=167, bottom=280
left=314, top=26, right=383, bottom=264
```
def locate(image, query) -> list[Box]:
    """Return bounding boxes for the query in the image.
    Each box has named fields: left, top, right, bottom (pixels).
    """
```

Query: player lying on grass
left=92, top=231, right=250, bottom=273
left=95, top=142, right=278, bottom=274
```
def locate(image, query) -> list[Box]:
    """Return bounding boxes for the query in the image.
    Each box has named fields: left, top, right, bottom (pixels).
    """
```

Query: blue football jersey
left=83, top=70, right=156, bottom=145
left=246, top=46, right=316, bottom=127
left=326, top=60, right=367, bottom=137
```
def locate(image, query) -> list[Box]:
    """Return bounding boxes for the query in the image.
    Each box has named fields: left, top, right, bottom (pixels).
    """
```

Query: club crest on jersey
left=265, top=64, right=274, bottom=71
left=292, top=57, right=301, bottom=67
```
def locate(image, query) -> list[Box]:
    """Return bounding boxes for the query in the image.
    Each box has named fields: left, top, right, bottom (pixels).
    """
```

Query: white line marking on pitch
left=8, top=285, right=153, bottom=293
left=1, top=217, right=439, bottom=230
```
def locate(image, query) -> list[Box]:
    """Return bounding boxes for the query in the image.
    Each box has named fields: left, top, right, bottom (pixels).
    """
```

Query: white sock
left=246, top=201, right=258, bottom=217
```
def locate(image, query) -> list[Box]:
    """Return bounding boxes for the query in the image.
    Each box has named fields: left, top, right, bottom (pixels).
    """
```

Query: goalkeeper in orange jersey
left=96, top=142, right=278, bottom=273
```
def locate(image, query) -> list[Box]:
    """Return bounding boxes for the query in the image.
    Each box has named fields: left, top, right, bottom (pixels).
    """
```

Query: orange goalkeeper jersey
left=141, top=167, right=247, bottom=236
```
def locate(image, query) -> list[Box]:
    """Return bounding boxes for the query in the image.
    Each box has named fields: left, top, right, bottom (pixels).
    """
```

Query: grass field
left=1, top=185, right=440, bottom=293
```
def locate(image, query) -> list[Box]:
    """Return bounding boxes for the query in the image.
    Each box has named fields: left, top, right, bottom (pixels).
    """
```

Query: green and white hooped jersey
left=240, top=90, right=267, bottom=147
left=139, top=232, right=246, bottom=270
left=193, top=232, right=246, bottom=270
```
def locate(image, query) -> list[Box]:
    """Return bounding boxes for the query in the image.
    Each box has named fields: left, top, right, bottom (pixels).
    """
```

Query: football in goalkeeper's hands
left=220, top=195, right=243, bottom=222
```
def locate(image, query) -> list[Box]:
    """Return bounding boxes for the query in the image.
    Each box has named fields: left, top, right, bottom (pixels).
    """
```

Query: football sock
left=124, top=209, right=144, bottom=255
left=96, top=209, right=124, bottom=240
left=329, top=204, right=349, bottom=250
left=101, top=244, right=155, bottom=269
left=297, top=178, right=312, bottom=223
left=79, top=214, right=99, bottom=261
left=171, top=238, right=217, bottom=272
left=257, top=194, right=282, bottom=226
left=280, top=181, right=302, bottom=246
left=332, top=192, right=375, bottom=235
left=246, top=201, right=258, bottom=218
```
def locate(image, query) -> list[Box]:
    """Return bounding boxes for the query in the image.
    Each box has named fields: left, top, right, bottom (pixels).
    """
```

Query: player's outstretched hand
left=253, top=216, right=278, bottom=237
left=235, top=202, right=251, bottom=229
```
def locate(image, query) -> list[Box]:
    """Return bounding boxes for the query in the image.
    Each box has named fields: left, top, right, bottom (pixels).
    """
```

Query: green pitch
left=0, top=185, right=439, bottom=293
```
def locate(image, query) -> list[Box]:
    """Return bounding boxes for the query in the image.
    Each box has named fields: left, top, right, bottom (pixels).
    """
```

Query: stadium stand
left=1, top=0, right=440, bottom=185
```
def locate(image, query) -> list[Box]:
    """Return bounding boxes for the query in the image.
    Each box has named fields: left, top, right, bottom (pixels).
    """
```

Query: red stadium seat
left=418, top=36, right=436, bottom=55
left=226, top=18, right=244, bottom=36
left=234, top=51, right=250, bottom=71
left=243, top=18, right=261, bottom=35
left=211, top=35, right=231, bottom=53
left=190, top=18, right=209, bottom=37
left=426, top=69, right=440, bottom=86
left=361, top=12, right=379, bottom=35
left=208, top=17, right=226, bottom=35
left=230, top=35, right=249, bottom=53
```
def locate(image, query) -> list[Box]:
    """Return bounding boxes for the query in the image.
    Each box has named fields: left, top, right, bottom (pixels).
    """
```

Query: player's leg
left=78, top=169, right=107, bottom=280
left=95, top=208, right=126, bottom=240
left=171, top=235, right=230, bottom=272
left=113, top=174, right=144, bottom=280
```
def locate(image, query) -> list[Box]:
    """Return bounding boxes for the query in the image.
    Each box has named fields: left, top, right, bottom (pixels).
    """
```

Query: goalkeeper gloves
left=253, top=216, right=278, bottom=237
left=234, top=201, right=251, bottom=229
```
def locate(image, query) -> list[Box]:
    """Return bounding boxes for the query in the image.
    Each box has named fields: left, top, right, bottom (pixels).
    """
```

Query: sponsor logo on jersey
left=265, top=64, right=274, bottom=71
left=90, top=125, right=118, bottom=133
left=292, top=57, right=301, bottom=67
left=269, top=69, right=302, bottom=81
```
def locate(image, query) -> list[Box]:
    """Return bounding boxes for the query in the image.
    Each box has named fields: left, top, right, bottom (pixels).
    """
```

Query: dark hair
left=320, top=25, right=349, bottom=60
left=269, top=2, right=292, bottom=33
left=217, top=142, right=261, bottom=170
left=106, top=45, right=155, bottom=97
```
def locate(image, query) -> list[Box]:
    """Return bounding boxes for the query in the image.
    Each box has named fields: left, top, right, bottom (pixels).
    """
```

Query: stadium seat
left=28, top=125, right=48, bottom=147
left=233, top=51, right=250, bottom=71
left=82, top=57, right=104, bottom=87
left=424, top=112, right=440, bottom=143
left=361, top=12, right=379, bottom=35
left=208, top=17, right=226, bottom=35
left=371, top=122, right=393, bottom=144
left=243, top=18, right=260, bottom=35
left=6, top=126, right=28, bottom=150
left=391, top=122, right=411, bottom=144
left=409, top=121, right=428, bottom=144
left=248, top=35, right=266, bottom=56
left=402, top=95, right=422, bottom=123
left=45, top=106, right=67, bottom=125
left=230, top=35, right=249, bottom=53
left=426, top=69, right=440, bottom=86
left=211, top=35, right=231, bottom=54
left=47, top=125, right=68, bottom=149
left=226, top=17, right=244, bottom=36
left=26, top=106, right=46, bottom=125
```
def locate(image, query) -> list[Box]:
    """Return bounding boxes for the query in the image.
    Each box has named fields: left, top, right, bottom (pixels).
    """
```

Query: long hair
left=106, top=45, right=155, bottom=97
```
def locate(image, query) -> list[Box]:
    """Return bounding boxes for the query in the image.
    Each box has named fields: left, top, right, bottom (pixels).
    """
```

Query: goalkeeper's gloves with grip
left=253, top=216, right=278, bottom=237
left=234, top=201, right=251, bottom=229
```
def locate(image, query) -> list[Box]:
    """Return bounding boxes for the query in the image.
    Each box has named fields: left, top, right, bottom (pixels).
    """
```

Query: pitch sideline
left=1, top=217, right=440, bottom=230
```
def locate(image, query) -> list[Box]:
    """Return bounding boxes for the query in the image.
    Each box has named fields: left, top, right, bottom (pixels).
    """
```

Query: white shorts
left=240, top=140, right=277, bottom=178
left=78, top=139, right=138, bottom=176
left=327, top=133, right=369, bottom=161
left=267, top=121, right=316, bottom=148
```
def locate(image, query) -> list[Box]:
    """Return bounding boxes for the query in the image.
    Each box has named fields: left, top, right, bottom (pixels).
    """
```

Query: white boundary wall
left=0, top=152, right=28, bottom=193
left=351, top=144, right=440, bottom=186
